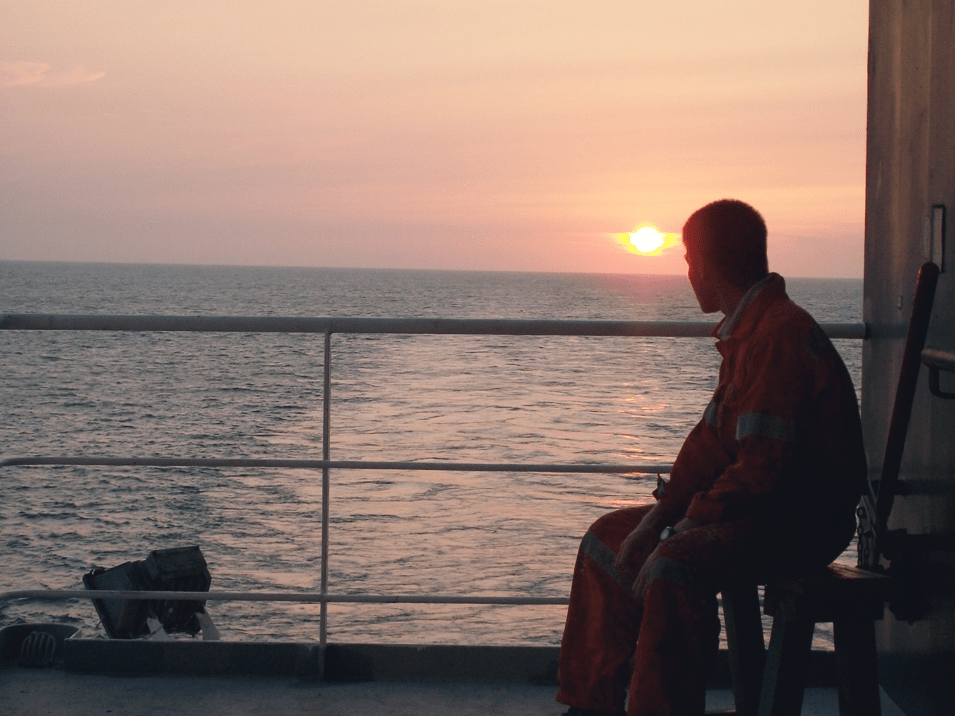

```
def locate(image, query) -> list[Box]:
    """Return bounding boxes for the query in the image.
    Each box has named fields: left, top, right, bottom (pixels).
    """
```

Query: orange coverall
left=556, top=274, right=867, bottom=716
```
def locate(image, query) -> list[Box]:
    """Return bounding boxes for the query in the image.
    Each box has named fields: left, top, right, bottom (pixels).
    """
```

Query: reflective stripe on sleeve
left=703, top=400, right=718, bottom=427
left=735, top=412, right=797, bottom=442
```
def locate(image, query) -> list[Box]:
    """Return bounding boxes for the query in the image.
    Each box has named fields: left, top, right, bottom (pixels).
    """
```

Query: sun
left=613, top=224, right=681, bottom=257
left=629, top=227, right=666, bottom=253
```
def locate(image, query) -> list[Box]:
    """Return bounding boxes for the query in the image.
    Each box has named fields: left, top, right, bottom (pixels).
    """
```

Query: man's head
left=682, top=199, right=769, bottom=291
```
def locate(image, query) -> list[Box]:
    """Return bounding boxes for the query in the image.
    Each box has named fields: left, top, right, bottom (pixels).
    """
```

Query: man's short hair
left=683, top=199, right=769, bottom=288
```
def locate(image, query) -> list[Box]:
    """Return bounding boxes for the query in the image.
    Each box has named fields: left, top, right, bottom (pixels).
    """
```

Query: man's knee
left=585, top=505, right=653, bottom=546
left=574, top=506, right=655, bottom=592
left=645, top=556, right=715, bottom=596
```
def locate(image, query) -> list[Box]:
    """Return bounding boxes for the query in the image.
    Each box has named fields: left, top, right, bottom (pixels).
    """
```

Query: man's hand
left=614, top=525, right=660, bottom=588
left=630, top=517, right=704, bottom=602
left=672, top=517, right=702, bottom=535
left=614, top=505, right=669, bottom=588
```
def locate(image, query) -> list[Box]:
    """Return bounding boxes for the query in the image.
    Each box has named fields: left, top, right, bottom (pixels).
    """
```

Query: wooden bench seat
left=721, top=564, right=893, bottom=716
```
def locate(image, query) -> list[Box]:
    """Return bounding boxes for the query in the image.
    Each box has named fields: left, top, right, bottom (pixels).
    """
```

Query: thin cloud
left=1, top=61, right=105, bottom=88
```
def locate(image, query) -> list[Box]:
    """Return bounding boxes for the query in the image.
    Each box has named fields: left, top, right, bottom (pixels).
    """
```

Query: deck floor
left=0, top=669, right=908, bottom=716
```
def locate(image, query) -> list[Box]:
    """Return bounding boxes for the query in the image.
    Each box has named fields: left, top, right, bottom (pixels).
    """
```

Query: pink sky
left=1, top=1, right=868, bottom=277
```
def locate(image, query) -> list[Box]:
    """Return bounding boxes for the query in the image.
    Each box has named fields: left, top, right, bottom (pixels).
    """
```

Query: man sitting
left=556, top=199, right=867, bottom=716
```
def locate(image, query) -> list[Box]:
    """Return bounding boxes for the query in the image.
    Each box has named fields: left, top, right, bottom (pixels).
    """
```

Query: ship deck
left=0, top=669, right=906, bottom=716
left=0, top=635, right=907, bottom=715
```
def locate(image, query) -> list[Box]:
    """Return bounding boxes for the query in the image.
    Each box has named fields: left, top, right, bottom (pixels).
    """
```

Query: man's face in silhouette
left=684, top=241, right=721, bottom=315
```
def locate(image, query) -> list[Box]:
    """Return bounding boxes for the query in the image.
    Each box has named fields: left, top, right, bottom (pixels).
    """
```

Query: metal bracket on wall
left=922, top=347, right=955, bottom=399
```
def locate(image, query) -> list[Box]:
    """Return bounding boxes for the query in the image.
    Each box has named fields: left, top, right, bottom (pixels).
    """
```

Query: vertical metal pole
left=319, top=329, right=331, bottom=677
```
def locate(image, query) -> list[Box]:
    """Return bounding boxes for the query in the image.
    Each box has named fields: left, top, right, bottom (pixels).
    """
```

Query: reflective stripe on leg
left=581, top=530, right=631, bottom=590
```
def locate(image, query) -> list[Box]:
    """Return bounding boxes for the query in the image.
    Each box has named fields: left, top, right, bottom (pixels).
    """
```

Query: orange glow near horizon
left=614, top=226, right=682, bottom=257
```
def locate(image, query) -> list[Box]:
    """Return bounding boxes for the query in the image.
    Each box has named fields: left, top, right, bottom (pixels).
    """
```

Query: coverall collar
left=712, top=273, right=785, bottom=343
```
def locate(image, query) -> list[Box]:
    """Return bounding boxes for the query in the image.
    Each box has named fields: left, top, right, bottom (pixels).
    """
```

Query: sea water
left=0, top=261, right=862, bottom=646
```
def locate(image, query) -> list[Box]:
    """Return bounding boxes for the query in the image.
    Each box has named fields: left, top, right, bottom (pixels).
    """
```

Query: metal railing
left=0, top=313, right=868, bottom=338
left=0, top=314, right=867, bottom=653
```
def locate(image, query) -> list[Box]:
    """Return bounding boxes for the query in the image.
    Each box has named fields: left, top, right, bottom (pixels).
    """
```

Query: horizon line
left=0, top=258, right=864, bottom=281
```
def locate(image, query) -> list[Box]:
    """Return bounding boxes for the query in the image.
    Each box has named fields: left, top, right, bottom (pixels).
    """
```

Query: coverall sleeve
left=684, top=332, right=813, bottom=524
left=653, top=418, right=732, bottom=522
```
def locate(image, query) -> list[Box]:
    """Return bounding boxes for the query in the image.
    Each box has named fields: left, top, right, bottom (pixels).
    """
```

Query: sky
left=1, top=1, right=869, bottom=277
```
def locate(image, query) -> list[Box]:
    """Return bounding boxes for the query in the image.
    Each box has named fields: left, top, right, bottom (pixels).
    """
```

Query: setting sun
left=629, top=227, right=666, bottom=253
left=614, top=225, right=682, bottom=258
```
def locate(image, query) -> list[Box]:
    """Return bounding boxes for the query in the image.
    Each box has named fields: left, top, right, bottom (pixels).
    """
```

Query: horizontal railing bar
left=0, top=589, right=568, bottom=606
left=0, top=314, right=868, bottom=339
left=0, top=457, right=671, bottom=473
left=0, top=589, right=748, bottom=608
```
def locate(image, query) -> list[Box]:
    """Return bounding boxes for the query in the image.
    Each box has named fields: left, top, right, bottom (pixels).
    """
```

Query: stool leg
left=758, top=600, right=815, bottom=716
left=833, top=617, right=881, bottom=716
left=722, top=585, right=766, bottom=716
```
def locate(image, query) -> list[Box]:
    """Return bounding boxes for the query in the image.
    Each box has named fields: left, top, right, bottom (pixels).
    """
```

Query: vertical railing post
left=319, top=329, right=332, bottom=677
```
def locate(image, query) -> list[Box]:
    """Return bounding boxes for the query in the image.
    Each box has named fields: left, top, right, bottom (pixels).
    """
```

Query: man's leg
left=556, top=505, right=653, bottom=714
left=627, top=566, right=721, bottom=716
left=627, top=520, right=770, bottom=716
left=625, top=515, right=857, bottom=716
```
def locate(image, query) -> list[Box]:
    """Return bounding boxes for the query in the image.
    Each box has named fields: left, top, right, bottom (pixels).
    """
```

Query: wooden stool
left=721, top=564, right=892, bottom=716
